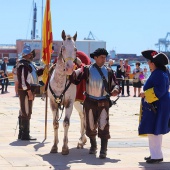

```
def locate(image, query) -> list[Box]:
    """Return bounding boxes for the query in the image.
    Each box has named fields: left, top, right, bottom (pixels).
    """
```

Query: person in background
left=108, top=59, right=114, bottom=68
left=71, top=48, right=120, bottom=159
left=132, top=61, right=143, bottom=97
left=1, top=57, right=9, bottom=93
left=116, top=58, right=125, bottom=96
left=12, top=58, right=19, bottom=97
left=108, top=59, right=116, bottom=73
left=139, top=50, right=170, bottom=164
left=124, top=59, right=131, bottom=96
left=143, top=67, right=148, bottom=79
left=17, top=44, right=44, bottom=141
left=0, top=71, right=5, bottom=94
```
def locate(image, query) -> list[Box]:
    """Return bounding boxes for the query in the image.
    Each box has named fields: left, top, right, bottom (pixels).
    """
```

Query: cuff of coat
left=144, top=88, right=158, bottom=103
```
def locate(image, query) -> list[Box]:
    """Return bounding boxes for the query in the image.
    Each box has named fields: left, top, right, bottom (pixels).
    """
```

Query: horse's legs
left=61, top=102, right=74, bottom=155
left=74, top=101, right=87, bottom=148
left=50, top=100, right=59, bottom=153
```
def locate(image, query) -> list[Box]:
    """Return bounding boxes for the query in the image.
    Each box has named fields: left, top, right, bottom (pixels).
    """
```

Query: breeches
left=18, top=90, right=33, bottom=120
left=83, top=97, right=110, bottom=139
left=148, top=134, right=163, bottom=159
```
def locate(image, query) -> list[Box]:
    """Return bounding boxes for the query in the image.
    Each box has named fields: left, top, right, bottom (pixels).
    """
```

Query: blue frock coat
left=138, top=69, right=170, bottom=135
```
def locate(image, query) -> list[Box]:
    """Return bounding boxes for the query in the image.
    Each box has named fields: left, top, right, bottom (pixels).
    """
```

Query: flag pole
left=44, top=88, right=48, bottom=140
left=41, top=0, right=48, bottom=141
left=40, top=0, right=43, bottom=64
left=41, top=0, right=53, bottom=141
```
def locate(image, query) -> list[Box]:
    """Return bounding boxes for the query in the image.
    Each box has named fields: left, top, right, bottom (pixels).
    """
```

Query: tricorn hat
left=22, top=44, right=35, bottom=58
left=90, top=48, right=108, bottom=59
left=141, top=50, right=169, bottom=65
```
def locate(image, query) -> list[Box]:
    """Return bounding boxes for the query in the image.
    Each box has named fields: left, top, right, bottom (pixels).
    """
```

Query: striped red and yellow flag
left=42, top=0, right=53, bottom=84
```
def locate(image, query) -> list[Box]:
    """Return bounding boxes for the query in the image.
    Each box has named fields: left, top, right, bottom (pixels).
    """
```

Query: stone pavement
left=0, top=86, right=170, bottom=170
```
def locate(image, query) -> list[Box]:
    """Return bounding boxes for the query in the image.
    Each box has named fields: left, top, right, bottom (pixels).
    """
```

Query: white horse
left=48, top=30, right=86, bottom=155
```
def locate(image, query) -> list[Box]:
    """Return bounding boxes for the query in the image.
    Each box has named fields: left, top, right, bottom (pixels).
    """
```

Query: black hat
left=141, top=50, right=169, bottom=65
left=90, top=48, right=108, bottom=58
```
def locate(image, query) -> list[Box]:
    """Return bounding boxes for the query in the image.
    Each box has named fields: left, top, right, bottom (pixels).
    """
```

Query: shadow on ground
left=38, top=147, right=120, bottom=169
left=9, top=140, right=40, bottom=146
left=139, top=161, right=170, bottom=170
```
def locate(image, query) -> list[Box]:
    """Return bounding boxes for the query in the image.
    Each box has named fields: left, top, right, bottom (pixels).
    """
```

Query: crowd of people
left=0, top=46, right=170, bottom=164
left=108, top=58, right=146, bottom=97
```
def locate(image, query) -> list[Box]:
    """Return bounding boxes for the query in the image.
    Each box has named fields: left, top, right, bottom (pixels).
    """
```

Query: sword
left=149, top=103, right=157, bottom=114
left=111, top=96, right=120, bottom=105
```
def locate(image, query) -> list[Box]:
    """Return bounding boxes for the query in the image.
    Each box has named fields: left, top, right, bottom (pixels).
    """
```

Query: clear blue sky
left=1, top=0, right=170, bottom=55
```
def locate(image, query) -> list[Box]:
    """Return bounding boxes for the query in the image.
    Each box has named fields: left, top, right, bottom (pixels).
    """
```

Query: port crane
left=84, top=31, right=96, bottom=40
left=155, top=32, right=170, bottom=52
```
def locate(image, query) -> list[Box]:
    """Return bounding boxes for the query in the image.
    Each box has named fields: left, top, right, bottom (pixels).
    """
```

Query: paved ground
left=0, top=86, right=170, bottom=170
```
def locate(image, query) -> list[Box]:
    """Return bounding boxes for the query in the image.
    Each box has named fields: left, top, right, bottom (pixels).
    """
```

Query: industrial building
left=0, top=39, right=106, bottom=64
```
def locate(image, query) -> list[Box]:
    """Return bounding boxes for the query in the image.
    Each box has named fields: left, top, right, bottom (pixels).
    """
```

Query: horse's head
left=59, top=30, right=77, bottom=75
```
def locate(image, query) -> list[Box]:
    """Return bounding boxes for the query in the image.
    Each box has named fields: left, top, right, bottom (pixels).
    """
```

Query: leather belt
left=85, top=95, right=109, bottom=107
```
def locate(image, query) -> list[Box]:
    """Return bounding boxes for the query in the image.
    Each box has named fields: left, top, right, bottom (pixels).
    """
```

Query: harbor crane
left=31, top=2, right=37, bottom=40
left=155, top=32, right=170, bottom=52
left=84, top=31, right=95, bottom=40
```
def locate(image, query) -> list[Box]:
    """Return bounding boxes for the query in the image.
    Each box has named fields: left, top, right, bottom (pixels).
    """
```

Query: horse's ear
left=62, top=30, right=66, bottom=40
left=73, top=32, right=77, bottom=41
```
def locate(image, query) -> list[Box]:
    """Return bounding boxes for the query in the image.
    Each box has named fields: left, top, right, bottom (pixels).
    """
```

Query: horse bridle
left=59, top=41, right=77, bottom=64
left=49, top=39, right=77, bottom=106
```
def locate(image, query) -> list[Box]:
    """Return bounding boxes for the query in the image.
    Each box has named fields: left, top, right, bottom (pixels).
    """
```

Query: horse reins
left=49, top=78, right=72, bottom=121
left=48, top=38, right=77, bottom=121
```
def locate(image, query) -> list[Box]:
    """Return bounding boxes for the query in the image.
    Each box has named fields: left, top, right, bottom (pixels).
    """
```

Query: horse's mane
left=66, top=35, right=72, bottom=40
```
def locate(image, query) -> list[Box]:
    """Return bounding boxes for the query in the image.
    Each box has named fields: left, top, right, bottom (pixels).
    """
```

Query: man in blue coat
left=139, top=50, right=170, bottom=164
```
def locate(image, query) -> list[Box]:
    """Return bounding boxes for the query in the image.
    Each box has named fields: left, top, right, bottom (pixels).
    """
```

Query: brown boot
left=99, top=138, right=108, bottom=159
left=89, top=137, right=97, bottom=154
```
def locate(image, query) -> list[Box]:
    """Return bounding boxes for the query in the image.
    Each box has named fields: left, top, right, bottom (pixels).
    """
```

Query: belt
left=98, top=100, right=109, bottom=107
left=85, top=95, right=109, bottom=107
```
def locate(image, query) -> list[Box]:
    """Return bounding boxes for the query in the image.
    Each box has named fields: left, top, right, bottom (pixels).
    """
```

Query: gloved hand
left=111, top=85, right=122, bottom=96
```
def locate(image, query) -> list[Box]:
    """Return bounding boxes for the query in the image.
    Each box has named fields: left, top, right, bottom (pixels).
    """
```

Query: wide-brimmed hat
left=22, top=44, right=35, bottom=58
left=90, top=48, right=108, bottom=58
left=141, top=50, right=169, bottom=65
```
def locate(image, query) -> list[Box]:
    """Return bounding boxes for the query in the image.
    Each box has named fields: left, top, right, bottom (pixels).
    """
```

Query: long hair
left=154, top=62, right=166, bottom=72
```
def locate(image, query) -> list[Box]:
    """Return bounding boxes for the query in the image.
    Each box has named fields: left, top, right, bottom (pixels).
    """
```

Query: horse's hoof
left=82, top=138, right=87, bottom=145
left=77, top=143, right=84, bottom=149
left=50, top=147, right=58, bottom=153
left=62, top=147, right=69, bottom=155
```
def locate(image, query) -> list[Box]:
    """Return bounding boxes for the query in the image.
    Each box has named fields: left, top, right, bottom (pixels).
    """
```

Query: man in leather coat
left=17, top=44, right=43, bottom=140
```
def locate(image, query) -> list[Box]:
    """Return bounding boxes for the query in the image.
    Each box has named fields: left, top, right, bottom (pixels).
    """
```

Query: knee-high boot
left=89, top=137, right=97, bottom=154
left=99, top=138, right=108, bottom=159
left=18, top=116, right=22, bottom=139
left=21, top=119, right=37, bottom=140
